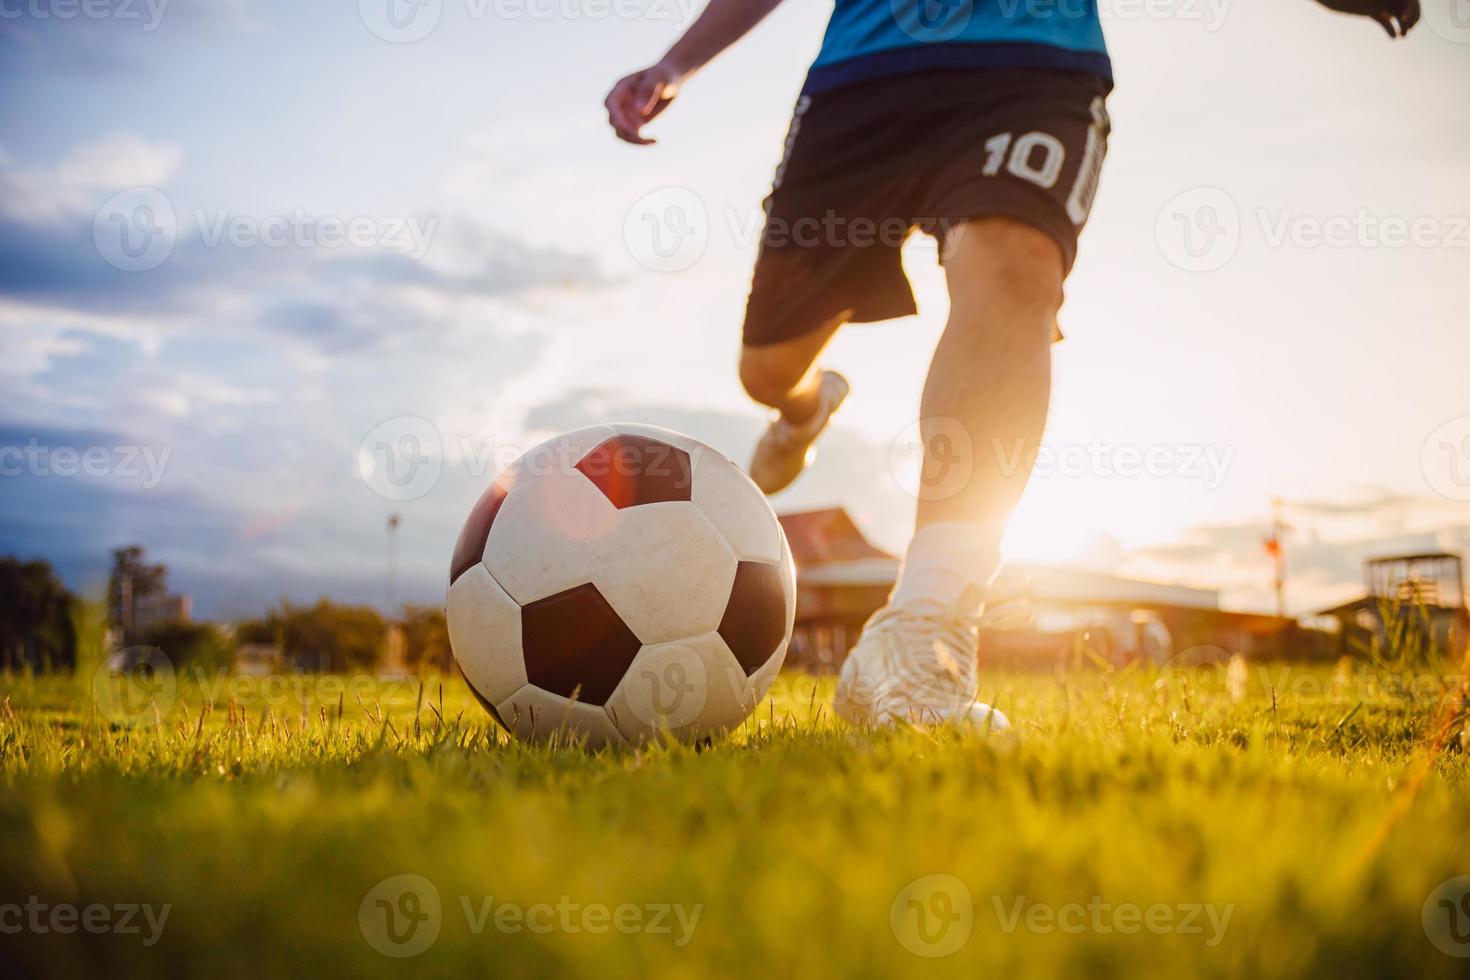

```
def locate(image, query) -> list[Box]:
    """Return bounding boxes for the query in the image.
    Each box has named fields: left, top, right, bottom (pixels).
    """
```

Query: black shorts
left=742, top=68, right=1112, bottom=348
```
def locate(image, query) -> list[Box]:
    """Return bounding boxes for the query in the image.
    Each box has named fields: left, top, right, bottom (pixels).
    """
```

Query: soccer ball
left=446, top=424, right=795, bottom=747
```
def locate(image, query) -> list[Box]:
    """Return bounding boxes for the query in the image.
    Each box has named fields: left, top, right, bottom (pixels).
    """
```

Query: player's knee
left=739, top=349, right=803, bottom=408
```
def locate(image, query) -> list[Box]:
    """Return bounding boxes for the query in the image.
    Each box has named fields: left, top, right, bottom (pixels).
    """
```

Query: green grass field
left=1, top=659, right=1467, bottom=978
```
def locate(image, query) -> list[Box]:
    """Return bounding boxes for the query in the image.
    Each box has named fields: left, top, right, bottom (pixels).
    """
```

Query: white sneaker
left=748, top=370, right=850, bottom=494
left=833, top=589, right=1010, bottom=731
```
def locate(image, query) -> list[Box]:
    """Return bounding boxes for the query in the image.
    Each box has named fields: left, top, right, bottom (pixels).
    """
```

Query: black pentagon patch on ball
left=457, top=663, right=510, bottom=731
left=448, top=479, right=510, bottom=586
left=718, top=560, right=788, bottom=676
left=521, top=583, right=642, bottom=705
left=574, top=434, right=693, bottom=509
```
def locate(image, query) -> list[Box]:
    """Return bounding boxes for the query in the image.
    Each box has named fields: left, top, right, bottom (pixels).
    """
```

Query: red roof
left=777, top=509, right=895, bottom=566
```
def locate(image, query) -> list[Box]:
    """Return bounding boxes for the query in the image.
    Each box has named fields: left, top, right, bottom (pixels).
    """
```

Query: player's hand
left=1315, top=0, right=1420, bottom=37
left=604, top=61, right=684, bottom=145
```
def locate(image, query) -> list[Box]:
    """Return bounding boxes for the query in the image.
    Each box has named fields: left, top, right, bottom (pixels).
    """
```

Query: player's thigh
left=942, top=217, right=1064, bottom=319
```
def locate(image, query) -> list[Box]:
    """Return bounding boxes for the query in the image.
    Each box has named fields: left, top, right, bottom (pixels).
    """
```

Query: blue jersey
left=805, top=0, right=1110, bottom=94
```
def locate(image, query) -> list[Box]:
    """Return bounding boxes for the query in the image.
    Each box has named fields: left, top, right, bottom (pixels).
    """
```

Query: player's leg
left=834, top=72, right=1110, bottom=728
left=898, top=217, right=1061, bottom=602
left=833, top=220, right=1059, bottom=729
left=738, top=80, right=921, bottom=494
left=741, top=312, right=852, bottom=494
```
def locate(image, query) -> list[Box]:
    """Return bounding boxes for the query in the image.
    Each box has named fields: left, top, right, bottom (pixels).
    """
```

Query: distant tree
left=135, top=620, right=233, bottom=672
left=0, top=558, right=78, bottom=672
left=233, top=618, right=277, bottom=645
left=267, top=599, right=386, bottom=673
left=400, top=605, right=452, bottom=672
left=107, top=545, right=168, bottom=642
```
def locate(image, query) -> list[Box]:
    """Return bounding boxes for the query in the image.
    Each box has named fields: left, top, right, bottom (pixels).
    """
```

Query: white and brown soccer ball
left=446, top=424, right=795, bottom=747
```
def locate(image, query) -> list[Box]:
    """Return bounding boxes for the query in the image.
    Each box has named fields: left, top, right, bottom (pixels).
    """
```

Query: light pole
left=386, top=513, right=400, bottom=616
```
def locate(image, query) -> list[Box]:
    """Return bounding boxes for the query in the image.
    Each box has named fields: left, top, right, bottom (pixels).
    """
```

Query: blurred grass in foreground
left=0, top=656, right=1467, bottom=979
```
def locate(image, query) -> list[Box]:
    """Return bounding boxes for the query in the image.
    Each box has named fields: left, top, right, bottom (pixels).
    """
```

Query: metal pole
left=386, top=513, right=400, bottom=616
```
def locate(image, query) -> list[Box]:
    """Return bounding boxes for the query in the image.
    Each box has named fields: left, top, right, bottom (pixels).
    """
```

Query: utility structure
left=1317, top=553, right=1469, bottom=659
left=386, top=512, right=401, bottom=614
left=1263, top=497, right=1292, bottom=619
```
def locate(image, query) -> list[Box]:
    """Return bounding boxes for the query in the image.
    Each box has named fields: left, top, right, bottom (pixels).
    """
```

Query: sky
left=1, top=0, right=1467, bottom=619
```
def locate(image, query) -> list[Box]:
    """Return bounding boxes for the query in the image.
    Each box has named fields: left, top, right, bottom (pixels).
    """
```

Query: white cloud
left=56, top=133, right=181, bottom=189
left=0, top=133, right=180, bottom=225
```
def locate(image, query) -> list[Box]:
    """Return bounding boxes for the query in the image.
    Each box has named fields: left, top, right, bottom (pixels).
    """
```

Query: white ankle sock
left=889, top=522, right=1003, bottom=613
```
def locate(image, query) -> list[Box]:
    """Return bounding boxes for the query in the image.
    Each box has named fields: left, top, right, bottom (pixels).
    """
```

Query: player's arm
left=604, top=0, right=788, bottom=145
left=1313, top=0, right=1420, bottom=37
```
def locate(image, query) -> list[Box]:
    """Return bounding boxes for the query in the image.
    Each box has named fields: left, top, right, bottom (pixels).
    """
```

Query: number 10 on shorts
left=980, top=96, right=1108, bottom=227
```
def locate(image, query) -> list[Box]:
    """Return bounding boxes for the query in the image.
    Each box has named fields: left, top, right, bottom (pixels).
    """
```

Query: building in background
left=132, top=591, right=192, bottom=631
left=778, top=508, right=1300, bottom=672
